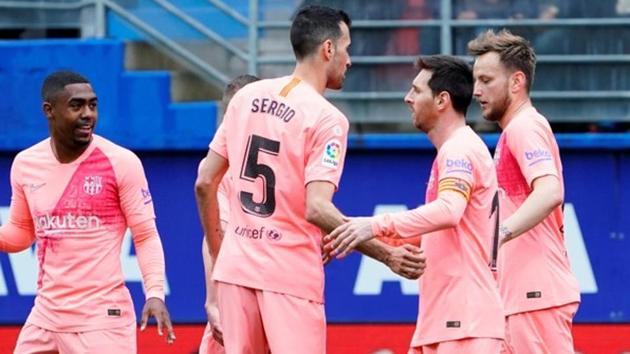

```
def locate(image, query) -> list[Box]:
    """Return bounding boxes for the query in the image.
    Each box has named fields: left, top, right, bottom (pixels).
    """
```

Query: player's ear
left=322, top=39, right=335, bottom=61
left=511, top=71, right=526, bottom=93
left=42, top=101, right=54, bottom=120
left=436, top=91, right=450, bottom=111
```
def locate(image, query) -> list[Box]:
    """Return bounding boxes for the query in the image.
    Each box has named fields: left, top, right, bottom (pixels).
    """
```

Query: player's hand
left=386, top=244, right=426, bottom=280
left=325, top=217, right=375, bottom=259
left=321, top=238, right=333, bottom=265
left=205, top=302, right=224, bottom=346
left=141, top=297, right=176, bottom=344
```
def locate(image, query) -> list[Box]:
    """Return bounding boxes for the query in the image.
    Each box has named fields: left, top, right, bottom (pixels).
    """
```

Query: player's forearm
left=377, top=235, right=421, bottom=247
left=305, top=197, right=347, bottom=234
left=201, top=237, right=218, bottom=307
left=356, top=239, right=393, bottom=264
left=372, top=192, right=467, bottom=238
left=131, top=219, right=166, bottom=301
left=195, top=179, right=223, bottom=260
left=0, top=222, right=35, bottom=253
left=502, top=175, right=563, bottom=240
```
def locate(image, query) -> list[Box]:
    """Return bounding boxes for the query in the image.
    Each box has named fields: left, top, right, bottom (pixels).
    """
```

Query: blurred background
left=0, top=0, right=629, bottom=353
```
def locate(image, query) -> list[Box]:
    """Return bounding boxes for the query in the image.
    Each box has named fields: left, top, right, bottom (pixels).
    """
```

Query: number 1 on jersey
left=239, top=135, right=280, bottom=217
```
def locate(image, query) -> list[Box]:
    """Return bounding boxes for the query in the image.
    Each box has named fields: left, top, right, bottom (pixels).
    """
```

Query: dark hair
left=467, top=29, right=536, bottom=92
left=41, top=70, right=90, bottom=101
left=222, top=74, right=260, bottom=109
left=290, top=5, right=351, bottom=60
left=415, top=55, right=473, bottom=116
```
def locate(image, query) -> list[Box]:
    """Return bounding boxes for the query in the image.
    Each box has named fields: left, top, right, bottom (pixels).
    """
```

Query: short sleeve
left=209, top=121, right=228, bottom=159
left=116, top=151, right=156, bottom=227
left=436, top=145, right=475, bottom=202
left=506, top=117, right=559, bottom=186
left=304, top=112, right=349, bottom=189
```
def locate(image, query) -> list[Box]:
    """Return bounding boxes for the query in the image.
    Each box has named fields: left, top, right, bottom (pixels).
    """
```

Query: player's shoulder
left=507, top=106, right=552, bottom=135
left=443, top=126, right=484, bottom=154
left=441, top=126, right=492, bottom=165
left=14, top=138, right=50, bottom=162
left=303, top=93, right=348, bottom=129
left=92, top=135, right=142, bottom=167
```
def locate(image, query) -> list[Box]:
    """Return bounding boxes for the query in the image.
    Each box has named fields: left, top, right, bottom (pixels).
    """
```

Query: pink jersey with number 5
left=209, top=76, right=349, bottom=303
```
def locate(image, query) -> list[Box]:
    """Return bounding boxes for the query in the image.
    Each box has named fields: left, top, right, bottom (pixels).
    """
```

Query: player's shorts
left=216, top=281, right=325, bottom=354
left=409, top=337, right=502, bottom=354
left=199, top=322, right=226, bottom=354
left=502, top=302, right=579, bottom=354
left=14, top=321, right=136, bottom=354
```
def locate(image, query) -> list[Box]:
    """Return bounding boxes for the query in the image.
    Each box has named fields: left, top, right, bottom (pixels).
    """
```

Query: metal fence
left=0, top=0, right=628, bottom=125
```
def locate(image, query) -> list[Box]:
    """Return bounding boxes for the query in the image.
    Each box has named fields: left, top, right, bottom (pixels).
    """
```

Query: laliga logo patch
left=322, top=139, right=342, bottom=169
left=83, top=176, right=103, bottom=195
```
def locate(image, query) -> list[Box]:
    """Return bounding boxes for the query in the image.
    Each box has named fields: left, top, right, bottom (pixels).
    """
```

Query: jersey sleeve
left=209, top=122, right=228, bottom=159
left=507, top=117, right=559, bottom=186
left=210, top=93, right=242, bottom=160
left=0, top=157, right=36, bottom=251
left=435, top=144, right=475, bottom=202
left=304, top=112, right=349, bottom=189
left=7, top=157, right=35, bottom=231
left=116, top=151, right=156, bottom=227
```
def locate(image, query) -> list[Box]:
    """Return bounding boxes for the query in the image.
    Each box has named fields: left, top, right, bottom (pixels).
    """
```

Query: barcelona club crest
left=83, top=176, right=103, bottom=196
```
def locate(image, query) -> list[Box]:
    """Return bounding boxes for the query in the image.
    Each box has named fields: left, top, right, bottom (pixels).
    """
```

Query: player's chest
left=494, top=138, right=530, bottom=196
left=23, top=163, right=119, bottom=216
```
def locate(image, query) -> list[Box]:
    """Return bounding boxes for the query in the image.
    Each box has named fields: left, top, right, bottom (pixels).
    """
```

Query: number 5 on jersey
left=239, top=135, right=280, bottom=217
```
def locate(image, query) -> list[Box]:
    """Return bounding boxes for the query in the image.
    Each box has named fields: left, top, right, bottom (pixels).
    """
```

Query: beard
left=327, top=71, right=345, bottom=90
left=483, top=93, right=511, bottom=122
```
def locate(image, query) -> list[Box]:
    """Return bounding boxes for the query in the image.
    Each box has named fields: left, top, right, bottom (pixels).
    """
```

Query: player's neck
left=50, top=137, right=90, bottom=164
left=428, top=114, right=466, bottom=150
left=292, top=62, right=327, bottom=95
left=499, top=97, right=532, bottom=129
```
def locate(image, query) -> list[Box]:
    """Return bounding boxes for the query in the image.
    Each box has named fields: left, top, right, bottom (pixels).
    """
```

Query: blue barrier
left=0, top=40, right=218, bottom=151
left=107, top=2, right=248, bottom=41
left=348, top=133, right=630, bottom=150
left=0, top=148, right=628, bottom=324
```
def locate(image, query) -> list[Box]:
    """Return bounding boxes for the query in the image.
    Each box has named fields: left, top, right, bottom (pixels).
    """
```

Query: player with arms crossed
left=195, top=5, right=426, bottom=353
left=0, top=71, right=174, bottom=353
left=197, top=74, right=260, bottom=354
left=326, top=55, right=505, bottom=354
left=469, top=29, right=580, bottom=354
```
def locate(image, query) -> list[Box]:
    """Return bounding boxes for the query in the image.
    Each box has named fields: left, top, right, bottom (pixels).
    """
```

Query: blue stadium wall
left=1, top=140, right=630, bottom=325
left=1, top=39, right=630, bottom=328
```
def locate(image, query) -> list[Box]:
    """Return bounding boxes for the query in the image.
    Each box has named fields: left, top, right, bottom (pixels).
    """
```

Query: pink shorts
left=502, top=302, right=579, bottom=354
left=199, top=322, right=226, bottom=354
left=409, top=337, right=502, bottom=354
left=409, top=338, right=503, bottom=354
left=14, top=321, right=136, bottom=354
left=216, top=282, right=325, bottom=354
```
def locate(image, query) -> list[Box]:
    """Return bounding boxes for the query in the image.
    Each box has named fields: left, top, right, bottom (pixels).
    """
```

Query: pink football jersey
left=494, top=106, right=580, bottom=315
left=209, top=76, right=349, bottom=303
left=410, top=126, right=504, bottom=346
left=9, top=135, right=158, bottom=331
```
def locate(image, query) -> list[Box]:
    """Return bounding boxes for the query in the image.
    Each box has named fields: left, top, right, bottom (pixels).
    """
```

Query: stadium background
left=0, top=0, right=629, bottom=353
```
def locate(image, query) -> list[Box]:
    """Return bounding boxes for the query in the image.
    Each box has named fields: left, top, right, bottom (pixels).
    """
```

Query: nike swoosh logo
left=29, top=183, right=46, bottom=192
